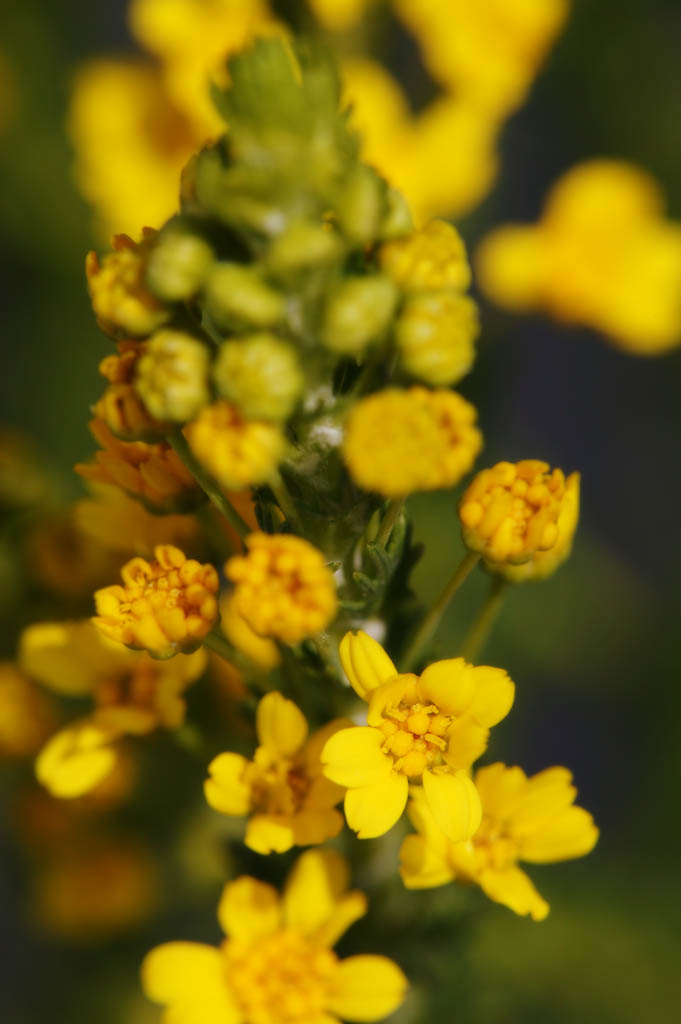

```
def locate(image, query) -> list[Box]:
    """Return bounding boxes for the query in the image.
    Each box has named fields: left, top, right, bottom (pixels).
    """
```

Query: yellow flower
left=135, top=329, right=211, bottom=422
left=0, top=663, right=57, bottom=758
left=34, top=837, right=159, bottom=939
left=321, top=630, right=514, bottom=840
left=395, top=291, right=479, bottom=386
left=476, top=159, right=681, bottom=354
left=93, top=545, right=219, bottom=657
left=94, top=341, right=165, bottom=441
left=380, top=219, right=472, bottom=293
left=86, top=233, right=169, bottom=338
left=213, top=333, right=304, bottom=421
left=74, top=483, right=198, bottom=558
left=219, top=592, right=281, bottom=671
left=343, top=387, right=482, bottom=497
left=205, top=691, right=349, bottom=853
left=141, top=848, right=407, bottom=1024
left=35, top=718, right=122, bottom=799
left=307, top=0, right=371, bottom=33
left=186, top=401, right=286, bottom=491
left=226, top=533, right=338, bottom=646
left=76, top=418, right=201, bottom=511
left=459, top=460, right=579, bottom=576
left=400, top=762, right=598, bottom=921
left=26, top=509, right=124, bottom=598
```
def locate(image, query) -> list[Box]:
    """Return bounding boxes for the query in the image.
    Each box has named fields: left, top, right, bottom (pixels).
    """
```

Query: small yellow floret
left=343, top=387, right=482, bottom=497
left=135, top=329, right=211, bottom=422
left=94, top=342, right=164, bottom=440
left=93, top=544, right=219, bottom=658
left=395, top=290, right=479, bottom=385
left=86, top=233, right=169, bottom=338
left=185, top=401, right=286, bottom=491
left=381, top=219, right=471, bottom=293
left=459, top=460, right=579, bottom=574
left=226, top=533, right=337, bottom=646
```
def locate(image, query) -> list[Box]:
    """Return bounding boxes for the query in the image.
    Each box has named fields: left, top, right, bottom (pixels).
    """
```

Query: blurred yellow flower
left=400, top=762, right=598, bottom=920
left=380, top=219, right=472, bottom=294
left=219, top=592, right=281, bottom=670
left=94, top=544, right=219, bottom=657
left=0, top=663, right=57, bottom=758
left=476, top=159, right=681, bottom=354
left=186, top=401, right=286, bottom=491
left=225, top=532, right=338, bottom=646
left=395, top=290, right=479, bottom=386
left=26, top=508, right=124, bottom=598
left=307, top=0, right=371, bottom=33
left=459, top=460, right=579, bottom=576
left=95, top=342, right=165, bottom=441
left=343, top=387, right=482, bottom=497
left=135, top=329, right=211, bottom=423
left=86, top=232, right=169, bottom=339
left=142, top=848, right=407, bottom=1023
left=205, top=691, right=349, bottom=853
left=321, top=630, right=514, bottom=840
left=74, top=483, right=198, bottom=558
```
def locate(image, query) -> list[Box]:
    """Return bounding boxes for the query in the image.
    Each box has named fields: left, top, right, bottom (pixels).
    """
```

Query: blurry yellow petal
left=474, top=762, right=526, bottom=818
left=478, top=866, right=549, bottom=921
left=344, top=772, right=409, bottom=839
left=418, top=658, right=476, bottom=716
left=466, top=665, right=515, bottom=726
left=422, top=768, right=482, bottom=843
left=475, top=226, right=545, bottom=312
left=217, top=876, right=280, bottom=940
left=36, top=721, right=119, bottom=798
left=367, top=675, right=418, bottom=727
left=399, top=833, right=454, bottom=890
left=204, top=752, right=251, bottom=815
left=245, top=814, right=294, bottom=854
left=283, top=849, right=367, bottom=946
left=444, top=717, right=489, bottom=771
left=290, top=806, right=344, bottom=848
left=256, top=691, right=308, bottom=757
left=141, top=942, right=224, bottom=1004
left=321, top=727, right=392, bottom=787
left=328, top=955, right=407, bottom=1022
left=339, top=630, right=397, bottom=700
left=506, top=765, right=576, bottom=832
left=304, top=717, right=354, bottom=775
left=19, top=620, right=133, bottom=695
left=519, top=806, right=599, bottom=863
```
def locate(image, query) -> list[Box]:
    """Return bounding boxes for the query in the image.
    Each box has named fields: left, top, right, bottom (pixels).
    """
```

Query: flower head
left=94, top=342, right=165, bottom=440
left=395, top=290, right=479, bottom=386
left=322, top=630, right=514, bottom=840
left=135, top=329, right=211, bottom=422
left=86, top=233, right=169, bottom=338
left=400, top=762, right=598, bottom=921
left=142, top=848, right=407, bottom=1024
left=343, top=387, right=482, bottom=497
left=74, top=483, right=198, bottom=557
left=459, top=460, right=579, bottom=576
left=93, top=544, right=219, bottom=658
left=380, top=219, right=471, bottom=293
left=205, top=691, right=348, bottom=854
left=226, top=532, right=337, bottom=646
left=213, top=333, right=304, bottom=421
left=185, top=401, right=286, bottom=491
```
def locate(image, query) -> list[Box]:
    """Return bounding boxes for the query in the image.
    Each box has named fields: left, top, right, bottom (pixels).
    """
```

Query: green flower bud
left=336, top=165, right=386, bottom=244
left=213, top=333, right=303, bottom=421
left=267, top=222, right=344, bottom=279
left=379, top=188, right=414, bottom=241
left=395, top=291, right=479, bottom=386
left=205, top=262, right=285, bottom=331
left=321, top=275, right=398, bottom=354
left=135, top=330, right=211, bottom=422
left=146, top=228, right=214, bottom=302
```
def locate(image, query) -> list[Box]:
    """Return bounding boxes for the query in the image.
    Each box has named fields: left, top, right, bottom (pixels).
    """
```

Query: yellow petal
left=422, top=769, right=482, bottom=842
left=35, top=721, right=119, bottom=798
left=444, top=717, right=489, bottom=771
left=339, top=630, right=397, bottom=700
left=367, top=675, right=418, bottom=727
left=418, top=658, right=476, bottom=716
left=217, top=876, right=280, bottom=940
left=256, top=691, right=308, bottom=757
left=304, top=717, right=355, bottom=775
left=245, top=814, right=295, bottom=854
left=328, top=955, right=407, bottom=1021
left=321, top=727, right=392, bottom=787
left=478, top=866, right=549, bottom=921
left=204, top=752, right=251, bottom=815
left=19, top=620, right=133, bottom=695
left=141, top=942, right=225, bottom=1004
left=290, top=806, right=344, bottom=848
left=399, top=833, right=454, bottom=890
left=519, top=806, right=599, bottom=863
left=466, top=665, right=515, bottom=726
left=283, top=849, right=366, bottom=945
left=505, top=766, right=576, bottom=833
left=474, top=762, right=527, bottom=818
left=344, top=771, right=409, bottom=838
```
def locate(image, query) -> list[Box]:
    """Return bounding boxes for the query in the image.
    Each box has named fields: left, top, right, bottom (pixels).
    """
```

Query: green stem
left=203, top=627, right=237, bottom=662
left=375, top=498, right=405, bottom=549
left=459, top=576, right=509, bottom=663
left=401, top=550, right=480, bottom=671
left=167, top=427, right=250, bottom=540
left=270, top=473, right=304, bottom=533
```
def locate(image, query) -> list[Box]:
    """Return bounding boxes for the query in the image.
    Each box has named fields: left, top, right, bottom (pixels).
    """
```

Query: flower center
left=246, top=748, right=311, bottom=816
left=471, top=817, right=518, bottom=871
left=379, top=701, right=451, bottom=777
left=95, top=663, right=158, bottom=712
left=224, top=929, right=337, bottom=1024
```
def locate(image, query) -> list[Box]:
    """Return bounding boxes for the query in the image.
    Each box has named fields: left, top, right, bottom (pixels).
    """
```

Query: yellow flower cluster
left=401, top=763, right=598, bottom=920
left=93, top=544, right=219, bottom=658
left=225, top=533, right=338, bottom=646
left=477, top=159, right=681, bottom=354
left=322, top=630, right=514, bottom=840
left=142, top=849, right=407, bottom=1024
left=205, top=691, right=348, bottom=853
left=343, top=387, right=482, bottom=497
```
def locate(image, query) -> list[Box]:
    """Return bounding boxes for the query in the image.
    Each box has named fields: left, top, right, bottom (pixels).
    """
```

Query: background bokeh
left=1, top=1, right=680, bottom=1021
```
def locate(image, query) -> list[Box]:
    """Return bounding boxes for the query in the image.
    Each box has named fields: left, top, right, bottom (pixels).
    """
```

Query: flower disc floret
left=343, top=387, right=482, bottom=497
left=321, top=630, right=514, bottom=840
left=225, top=533, right=337, bottom=646
left=94, top=343, right=164, bottom=440
left=185, top=401, right=286, bottom=491
left=380, top=219, right=472, bottom=293
left=86, top=233, right=169, bottom=338
left=93, top=544, right=219, bottom=658
left=459, top=459, right=577, bottom=568
left=135, top=329, right=211, bottom=422
left=395, top=290, right=479, bottom=385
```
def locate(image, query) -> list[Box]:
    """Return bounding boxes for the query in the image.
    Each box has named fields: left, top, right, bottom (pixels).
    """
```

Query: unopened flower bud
left=145, top=228, right=214, bottom=302
left=213, top=333, right=303, bottom=421
left=336, top=165, right=386, bottom=244
left=86, top=234, right=169, bottom=339
left=395, top=291, right=478, bottom=386
left=321, top=274, right=398, bottom=354
left=381, top=220, right=471, bottom=293
left=266, top=221, right=344, bottom=279
left=135, top=330, right=211, bottom=423
left=205, top=262, right=285, bottom=331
